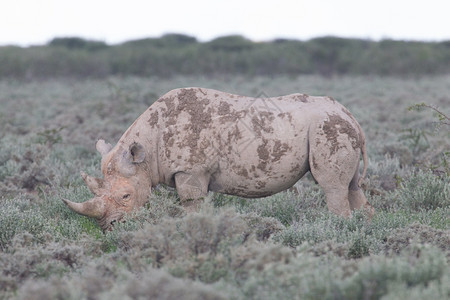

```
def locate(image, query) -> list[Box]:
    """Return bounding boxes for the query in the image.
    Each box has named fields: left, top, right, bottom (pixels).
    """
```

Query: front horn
left=62, top=197, right=106, bottom=219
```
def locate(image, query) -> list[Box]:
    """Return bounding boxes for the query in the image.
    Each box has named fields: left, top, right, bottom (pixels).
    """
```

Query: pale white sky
left=1, top=0, right=449, bottom=46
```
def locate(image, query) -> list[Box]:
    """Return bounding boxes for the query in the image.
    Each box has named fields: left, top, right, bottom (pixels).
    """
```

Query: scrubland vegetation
left=0, top=36, right=449, bottom=299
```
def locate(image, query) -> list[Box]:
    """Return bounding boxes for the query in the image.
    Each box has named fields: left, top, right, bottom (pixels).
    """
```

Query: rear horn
left=80, top=171, right=104, bottom=195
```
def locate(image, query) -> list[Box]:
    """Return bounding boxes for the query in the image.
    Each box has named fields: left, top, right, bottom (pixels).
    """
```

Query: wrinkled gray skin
left=64, top=88, right=374, bottom=230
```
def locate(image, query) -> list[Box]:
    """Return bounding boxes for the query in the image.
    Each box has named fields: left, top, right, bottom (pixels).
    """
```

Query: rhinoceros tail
left=358, top=130, right=368, bottom=187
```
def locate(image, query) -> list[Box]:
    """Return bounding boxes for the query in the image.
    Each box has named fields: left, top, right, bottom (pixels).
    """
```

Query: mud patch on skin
left=219, top=112, right=240, bottom=124
left=294, top=94, right=310, bottom=103
left=257, top=139, right=270, bottom=161
left=163, top=131, right=174, bottom=147
left=177, top=89, right=212, bottom=146
left=237, top=167, right=249, bottom=178
left=289, top=163, right=301, bottom=174
left=160, top=96, right=177, bottom=126
left=271, top=140, right=290, bottom=162
left=177, top=88, right=210, bottom=115
left=256, top=180, right=266, bottom=189
left=218, top=101, right=231, bottom=115
left=227, top=125, right=242, bottom=145
left=148, top=110, right=159, bottom=128
left=311, top=156, right=319, bottom=170
left=278, top=112, right=293, bottom=122
left=323, top=114, right=361, bottom=155
left=251, top=112, right=275, bottom=137
left=163, top=131, right=175, bottom=159
left=257, top=139, right=270, bottom=171
left=162, top=89, right=215, bottom=163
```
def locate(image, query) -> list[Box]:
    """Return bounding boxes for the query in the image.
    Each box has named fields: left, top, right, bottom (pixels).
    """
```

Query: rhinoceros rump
left=63, top=88, right=374, bottom=230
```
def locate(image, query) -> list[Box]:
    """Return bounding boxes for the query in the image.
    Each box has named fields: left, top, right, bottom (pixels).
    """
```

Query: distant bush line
left=1, top=33, right=450, bottom=79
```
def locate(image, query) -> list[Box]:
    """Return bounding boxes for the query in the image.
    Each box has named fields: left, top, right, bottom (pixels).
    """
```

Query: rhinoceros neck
left=117, top=111, right=161, bottom=187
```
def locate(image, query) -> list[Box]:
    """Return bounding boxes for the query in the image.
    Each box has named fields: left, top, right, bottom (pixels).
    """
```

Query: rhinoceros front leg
left=174, top=172, right=209, bottom=212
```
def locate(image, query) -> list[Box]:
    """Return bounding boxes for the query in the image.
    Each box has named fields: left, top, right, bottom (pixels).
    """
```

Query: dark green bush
left=207, top=35, right=254, bottom=51
left=2, top=34, right=450, bottom=79
left=48, top=37, right=108, bottom=51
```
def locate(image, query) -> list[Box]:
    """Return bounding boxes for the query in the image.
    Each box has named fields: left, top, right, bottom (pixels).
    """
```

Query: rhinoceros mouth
left=63, top=197, right=126, bottom=231
left=98, top=212, right=125, bottom=231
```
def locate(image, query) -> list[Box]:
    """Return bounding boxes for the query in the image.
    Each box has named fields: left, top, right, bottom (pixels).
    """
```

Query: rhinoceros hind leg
left=174, top=172, right=209, bottom=212
left=309, top=163, right=352, bottom=217
left=309, top=146, right=358, bottom=218
left=349, top=170, right=375, bottom=218
left=322, top=186, right=352, bottom=217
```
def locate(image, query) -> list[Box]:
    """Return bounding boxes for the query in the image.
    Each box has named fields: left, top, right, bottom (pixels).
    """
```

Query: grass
left=0, top=75, right=449, bottom=299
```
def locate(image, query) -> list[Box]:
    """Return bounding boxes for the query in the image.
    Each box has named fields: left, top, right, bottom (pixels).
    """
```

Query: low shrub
left=1, top=236, right=82, bottom=293
left=113, top=209, right=250, bottom=281
left=239, top=243, right=447, bottom=300
left=365, top=155, right=406, bottom=201
left=396, top=170, right=449, bottom=211
left=384, top=223, right=450, bottom=255
left=273, top=210, right=373, bottom=250
left=0, top=143, right=54, bottom=197
left=237, top=182, right=326, bottom=226
left=17, top=268, right=227, bottom=300
left=0, top=198, right=54, bottom=250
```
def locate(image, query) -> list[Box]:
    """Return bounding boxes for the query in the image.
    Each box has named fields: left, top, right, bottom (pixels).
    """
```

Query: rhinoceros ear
left=117, top=143, right=145, bottom=176
left=96, top=139, right=112, bottom=157
left=129, top=142, right=145, bottom=164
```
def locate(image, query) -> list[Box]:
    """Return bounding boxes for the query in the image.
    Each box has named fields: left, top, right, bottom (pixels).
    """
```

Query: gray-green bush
left=396, top=170, right=449, bottom=211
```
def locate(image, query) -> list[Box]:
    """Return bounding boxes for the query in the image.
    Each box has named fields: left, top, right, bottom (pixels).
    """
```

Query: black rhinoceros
left=64, top=88, right=374, bottom=230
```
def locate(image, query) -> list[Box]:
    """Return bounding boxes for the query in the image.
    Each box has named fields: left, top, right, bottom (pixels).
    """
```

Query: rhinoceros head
left=63, top=140, right=151, bottom=231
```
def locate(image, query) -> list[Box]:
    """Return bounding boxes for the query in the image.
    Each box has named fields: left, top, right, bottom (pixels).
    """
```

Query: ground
left=0, top=75, right=449, bottom=299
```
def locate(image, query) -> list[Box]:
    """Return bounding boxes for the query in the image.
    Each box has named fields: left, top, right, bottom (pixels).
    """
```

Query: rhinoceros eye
left=122, top=194, right=131, bottom=200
